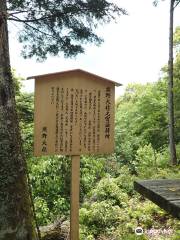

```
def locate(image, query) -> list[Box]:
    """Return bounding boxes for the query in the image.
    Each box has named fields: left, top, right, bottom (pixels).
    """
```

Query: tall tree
left=153, top=0, right=180, bottom=165
left=0, top=1, right=36, bottom=239
left=0, top=0, right=126, bottom=239
left=172, top=27, right=180, bottom=149
left=168, top=0, right=177, bottom=165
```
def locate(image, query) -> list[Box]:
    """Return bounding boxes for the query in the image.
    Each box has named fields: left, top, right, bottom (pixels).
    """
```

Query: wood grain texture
left=70, top=155, right=80, bottom=240
left=34, top=72, right=115, bottom=156
left=134, top=179, right=180, bottom=219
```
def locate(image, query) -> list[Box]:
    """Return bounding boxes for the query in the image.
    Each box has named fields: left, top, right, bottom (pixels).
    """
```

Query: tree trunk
left=168, top=0, right=177, bottom=165
left=0, top=1, right=36, bottom=239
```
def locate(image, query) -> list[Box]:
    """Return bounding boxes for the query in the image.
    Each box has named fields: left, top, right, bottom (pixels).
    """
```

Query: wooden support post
left=70, top=155, right=80, bottom=240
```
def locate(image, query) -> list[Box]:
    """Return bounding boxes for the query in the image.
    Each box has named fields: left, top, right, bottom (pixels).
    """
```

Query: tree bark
left=0, top=0, right=36, bottom=239
left=168, top=0, right=177, bottom=165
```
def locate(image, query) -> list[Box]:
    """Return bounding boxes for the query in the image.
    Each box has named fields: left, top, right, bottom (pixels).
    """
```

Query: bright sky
left=8, top=0, right=180, bottom=97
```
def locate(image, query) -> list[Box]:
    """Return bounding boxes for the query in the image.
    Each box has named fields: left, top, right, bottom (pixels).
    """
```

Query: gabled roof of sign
left=27, top=69, right=122, bottom=87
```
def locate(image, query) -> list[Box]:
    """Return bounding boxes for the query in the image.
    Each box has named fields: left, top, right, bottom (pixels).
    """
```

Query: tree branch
left=173, top=0, right=180, bottom=9
left=8, top=15, right=51, bottom=23
left=8, top=10, right=29, bottom=16
left=9, top=15, right=54, bottom=38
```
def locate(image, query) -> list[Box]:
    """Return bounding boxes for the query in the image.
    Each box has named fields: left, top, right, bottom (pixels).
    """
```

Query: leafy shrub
left=114, top=166, right=136, bottom=195
left=16, top=76, right=180, bottom=239
left=88, top=177, right=129, bottom=207
left=34, top=197, right=51, bottom=225
left=80, top=200, right=126, bottom=237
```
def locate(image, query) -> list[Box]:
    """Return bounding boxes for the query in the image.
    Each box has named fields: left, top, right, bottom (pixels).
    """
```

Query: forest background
left=1, top=0, right=180, bottom=239
left=14, top=26, right=180, bottom=239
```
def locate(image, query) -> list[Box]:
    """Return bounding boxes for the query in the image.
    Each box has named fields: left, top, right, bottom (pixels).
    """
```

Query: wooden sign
left=28, top=69, right=121, bottom=240
left=29, top=69, right=121, bottom=156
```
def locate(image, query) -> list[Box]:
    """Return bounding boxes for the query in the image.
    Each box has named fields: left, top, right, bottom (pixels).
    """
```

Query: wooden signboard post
left=28, top=69, right=121, bottom=240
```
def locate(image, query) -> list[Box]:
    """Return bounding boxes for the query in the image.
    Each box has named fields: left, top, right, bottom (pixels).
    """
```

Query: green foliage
left=14, top=69, right=180, bottom=238
left=80, top=155, right=106, bottom=200
left=16, top=93, right=34, bottom=123
left=29, top=156, right=71, bottom=225
left=79, top=165, right=180, bottom=239
left=80, top=200, right=123, bottom=236
left=161, top=54, right=180, bottom=147
left=12, top=69, right=23, bottom=95
left=8, top=0, right=127, bottom=60
left=174, top=26, right=180, bottom=51
left=115, top=88, right=141, bottom=167
left=134, top=144, right=180, bottom=179
left=88, top=177, right=129, bottom=207
left=114, top=166, right=136, bottom=195
left=134, top=83, right=167, bottom=149
left=136, top=144, right=158, bottom=168
left=20, top=122, right=34, bottom=158
left=115, top=81, right=169, bottom=170
left=11, top=71, right=34, bottom=159
left=34, top=197, right=51, bottom=225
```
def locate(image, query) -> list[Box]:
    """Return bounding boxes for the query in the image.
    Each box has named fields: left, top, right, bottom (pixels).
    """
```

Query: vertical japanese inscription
left=51, top=87, right=55, bottom=104
left=43, top=83, right=114, bottom=155
left=105, top=87, right=111, bottom=139
left=60, top=88, right=64, bottom=152
left=74, top=89, right=79, bottom=126
left=65, top=88, right=69, bottom=152
left=92, top=90, right=97, bottom=152
left=69, top=88, right=74, bottom=153
left=79, top=89, right=83, bottom=151
left=41, top=126, right=48, bottom=153
left=55, top=87, right=60, bottom=152
left=83, top=90, right=88, bottom=150
left=87, top=91, right=92, bottom=152
left=97, top=90, right=101, bottom=152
